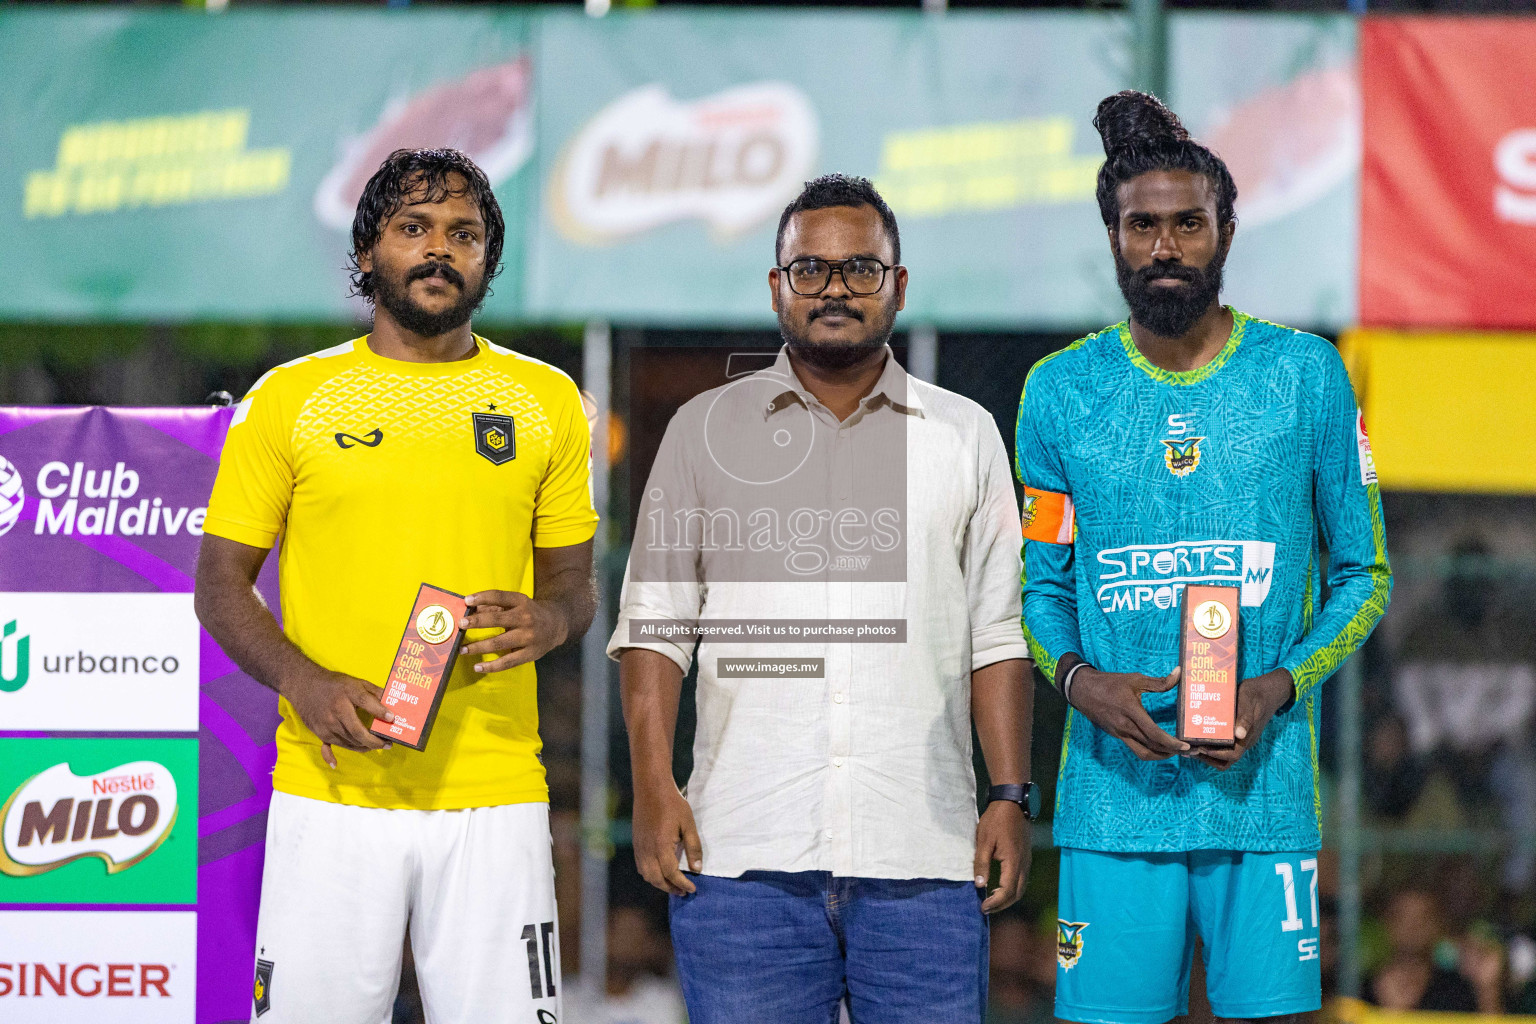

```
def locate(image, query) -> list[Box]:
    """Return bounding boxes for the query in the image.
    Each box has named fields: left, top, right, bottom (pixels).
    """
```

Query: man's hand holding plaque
left=459, top=589, right=572, bottom=672
left=283, top=666, right=395, bottom=769
left=1068, top=664, right=1190, bottom=761
left=1186, top=670, right=1295, bottom=771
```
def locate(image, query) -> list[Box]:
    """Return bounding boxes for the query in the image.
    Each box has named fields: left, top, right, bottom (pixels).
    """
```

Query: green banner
left=0, top=737, right=199, bottom=905
left=527, top=10, right=1127, bottom=329
left=0, top=8, right=1357, bottom=329
left=0, top=9, right=534, bottom=321
left=1169, top=14, right=1359, bottom=331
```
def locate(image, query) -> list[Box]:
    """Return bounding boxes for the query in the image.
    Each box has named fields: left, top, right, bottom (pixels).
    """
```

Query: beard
left=1114, top=241, right=1227, bottom=339
left=371, top=260, right=489, bottom=338
left=778, top=298, right=898, bottom=372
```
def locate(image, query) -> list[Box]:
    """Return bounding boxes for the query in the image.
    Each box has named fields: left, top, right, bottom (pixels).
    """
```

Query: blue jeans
left=669, top=871, right=988, bottom=1024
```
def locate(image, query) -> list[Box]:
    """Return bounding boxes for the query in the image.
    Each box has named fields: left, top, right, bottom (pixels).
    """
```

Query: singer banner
left=0, top=406, right=276, bottom=1024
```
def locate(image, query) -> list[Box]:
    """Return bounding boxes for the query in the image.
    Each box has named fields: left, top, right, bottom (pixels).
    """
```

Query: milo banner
left=0, top=8, right=1356, bottom=328
left=527, top=10, right=1124, bottom=328
left=530, top=11, right=1358, bottom=329
left=0, top=407, right=274, bottom=1023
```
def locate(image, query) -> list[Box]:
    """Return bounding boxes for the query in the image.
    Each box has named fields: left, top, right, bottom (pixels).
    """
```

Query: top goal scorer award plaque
left=370, top=584, right=468, bottom=750
left=1177, top=584, right=1240, bottom=748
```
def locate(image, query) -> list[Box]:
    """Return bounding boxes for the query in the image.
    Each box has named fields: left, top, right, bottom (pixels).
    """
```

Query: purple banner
left=0, top=406, right=277, bottom=1024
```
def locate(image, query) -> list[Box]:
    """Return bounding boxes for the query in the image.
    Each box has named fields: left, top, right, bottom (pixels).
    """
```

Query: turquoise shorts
left=1055, top=848, right=1323, bottom=1024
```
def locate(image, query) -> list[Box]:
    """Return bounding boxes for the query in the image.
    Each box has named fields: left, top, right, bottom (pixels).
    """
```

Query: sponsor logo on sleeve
left=1356, top=409, right=1378, bottom=486
left=1095, top=539, right=1276, bottom=614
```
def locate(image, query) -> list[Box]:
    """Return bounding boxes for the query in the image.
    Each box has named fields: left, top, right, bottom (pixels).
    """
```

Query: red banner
left=1360, top=18, right=1536, bottom=329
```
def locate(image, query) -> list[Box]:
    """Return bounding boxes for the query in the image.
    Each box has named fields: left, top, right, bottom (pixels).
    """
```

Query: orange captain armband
left=1020, top=485, right=1075, bottom=545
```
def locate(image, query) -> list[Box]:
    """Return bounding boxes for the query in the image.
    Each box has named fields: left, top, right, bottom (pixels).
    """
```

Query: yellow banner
left=1339, top=329, right=1536, bottom=493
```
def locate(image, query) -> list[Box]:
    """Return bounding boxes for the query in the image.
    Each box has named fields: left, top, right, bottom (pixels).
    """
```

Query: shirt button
left=833, top=692, right=844, bottom=704
left=833, top=757, right=844, bottom=768
left=825, top=829, right=834, bottom=839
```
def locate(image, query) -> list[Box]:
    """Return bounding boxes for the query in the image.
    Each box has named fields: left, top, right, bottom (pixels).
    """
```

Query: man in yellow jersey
left=195, top=148, right=597, bottom=1024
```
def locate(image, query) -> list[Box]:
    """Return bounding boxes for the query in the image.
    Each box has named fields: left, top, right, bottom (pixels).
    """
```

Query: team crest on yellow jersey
left=1162, top=436, right=1204, bottom=477
left=473, top=412, right=517, bottom=465
left=1057, top=920, right=1089, bottom=970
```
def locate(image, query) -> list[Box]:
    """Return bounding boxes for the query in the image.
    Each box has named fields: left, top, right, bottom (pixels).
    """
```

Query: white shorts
left=250, top=792, right=561, bottom=1024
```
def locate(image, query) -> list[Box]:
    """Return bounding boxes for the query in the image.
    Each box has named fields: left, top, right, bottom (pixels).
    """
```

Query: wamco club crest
left=473, top=409, right=516, bottom=466
left=1057, top=920, right=1089, bottom=970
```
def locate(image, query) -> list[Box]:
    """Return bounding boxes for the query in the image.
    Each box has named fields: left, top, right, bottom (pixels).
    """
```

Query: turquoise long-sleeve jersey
left=1016, top=309, right=1391, bottom=852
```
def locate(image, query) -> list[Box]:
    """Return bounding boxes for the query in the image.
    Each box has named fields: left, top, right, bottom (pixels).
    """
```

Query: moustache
left=1135, top=260, right=1199, bottom=286
left=811, top=301, right=863, bottom=321
left=408, top=262, right=465, bottom=289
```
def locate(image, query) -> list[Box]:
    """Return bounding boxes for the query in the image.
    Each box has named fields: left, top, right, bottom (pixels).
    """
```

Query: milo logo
left=0, top=761, right=178, bottom=877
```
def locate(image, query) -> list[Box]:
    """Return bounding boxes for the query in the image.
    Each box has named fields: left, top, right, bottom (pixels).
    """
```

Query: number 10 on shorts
left=522, top=920, right=557, bottom=999
left=1274, top=858, right=1320, bottom=962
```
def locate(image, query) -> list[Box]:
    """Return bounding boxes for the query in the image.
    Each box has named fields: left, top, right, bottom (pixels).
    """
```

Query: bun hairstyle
left=1092, top=90, right=1237, bottom=230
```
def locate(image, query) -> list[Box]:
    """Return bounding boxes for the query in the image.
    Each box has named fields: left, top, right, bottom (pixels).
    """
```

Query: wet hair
left=1092, top=91, right=1238, bottom=230
left=348, top=148, right=506, bottom=300
left=776, top=174, right=901, bottom=265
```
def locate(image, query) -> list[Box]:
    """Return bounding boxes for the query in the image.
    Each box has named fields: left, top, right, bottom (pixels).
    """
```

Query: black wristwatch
left=988, top=783, right=1042, bottom=821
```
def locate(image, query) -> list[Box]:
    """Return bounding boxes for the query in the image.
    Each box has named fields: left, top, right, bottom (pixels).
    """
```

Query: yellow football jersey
left=204, top=336, right=598, bottom=810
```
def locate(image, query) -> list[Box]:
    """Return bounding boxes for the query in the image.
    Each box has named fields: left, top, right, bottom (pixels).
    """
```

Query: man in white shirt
left=609, top=174, right=1036, bottom=1022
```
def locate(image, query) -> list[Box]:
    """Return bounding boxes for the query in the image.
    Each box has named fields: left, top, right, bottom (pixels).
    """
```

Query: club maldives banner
left=0, top=8, right=1357, bottom=329
left=0, top=407, right=275, bottom=1023
left=1360, top=18, right=1536, bottom=330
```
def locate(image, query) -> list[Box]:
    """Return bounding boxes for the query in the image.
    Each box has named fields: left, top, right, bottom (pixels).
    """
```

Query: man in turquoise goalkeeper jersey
left=1016, top=91, right=1392, bottom=1024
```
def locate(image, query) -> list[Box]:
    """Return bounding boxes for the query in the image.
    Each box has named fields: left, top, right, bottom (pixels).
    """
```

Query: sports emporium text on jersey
left=1095, top=539, right=1276, bottom=613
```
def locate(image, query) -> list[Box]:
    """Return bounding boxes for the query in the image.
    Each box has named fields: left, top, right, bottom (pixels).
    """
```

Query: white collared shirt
left=609, top=345, right=1028, bottom=881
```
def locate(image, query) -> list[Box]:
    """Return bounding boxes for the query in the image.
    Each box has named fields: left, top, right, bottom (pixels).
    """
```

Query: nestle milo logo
left=0, top=761, right=179, bottom=877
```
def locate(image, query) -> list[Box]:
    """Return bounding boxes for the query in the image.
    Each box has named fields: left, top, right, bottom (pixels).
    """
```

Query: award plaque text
left=1177, top=584, right=1240, bottom=748
left=370, top=584, right=468, bottom=751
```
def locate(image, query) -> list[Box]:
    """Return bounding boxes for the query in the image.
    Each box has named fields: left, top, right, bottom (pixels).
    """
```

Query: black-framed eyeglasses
left=777, top=257, right=894, bottom=296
